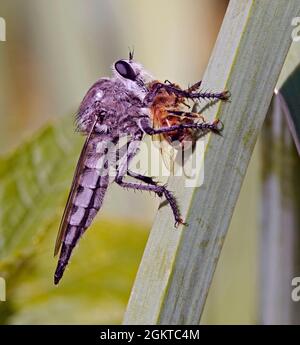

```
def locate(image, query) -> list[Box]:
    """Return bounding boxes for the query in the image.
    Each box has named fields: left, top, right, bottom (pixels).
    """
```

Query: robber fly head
left=113, top=57, right=153, bottom=88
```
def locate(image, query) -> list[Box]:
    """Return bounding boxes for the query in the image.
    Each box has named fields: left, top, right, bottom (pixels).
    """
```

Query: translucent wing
left=151, top=109, right=176, bottom=174
left=54, top=117, right=111, bottom=284
left=159, top=136, right=176, bottom=174
left=54, top=118, right=98, bottom=256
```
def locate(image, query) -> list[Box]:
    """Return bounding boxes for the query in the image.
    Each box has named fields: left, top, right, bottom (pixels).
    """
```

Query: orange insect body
left=148, top=80, right=197, bottom=149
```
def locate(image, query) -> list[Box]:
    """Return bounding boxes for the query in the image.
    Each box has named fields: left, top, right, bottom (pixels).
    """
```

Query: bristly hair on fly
left=128, top=46, right=134, bottom=62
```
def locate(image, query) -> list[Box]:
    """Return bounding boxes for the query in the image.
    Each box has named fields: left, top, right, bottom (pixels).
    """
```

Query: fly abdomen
left=54, top=171, right=109, bottom=284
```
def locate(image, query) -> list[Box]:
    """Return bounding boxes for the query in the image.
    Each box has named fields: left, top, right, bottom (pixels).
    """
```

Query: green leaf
left=0, top=116, right=82, bottom=272
left=7, top=218, right=147, bottom=324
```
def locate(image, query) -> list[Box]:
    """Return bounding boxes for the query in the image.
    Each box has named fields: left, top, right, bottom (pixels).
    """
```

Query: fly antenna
left=128, top=46, right=135, bottom=61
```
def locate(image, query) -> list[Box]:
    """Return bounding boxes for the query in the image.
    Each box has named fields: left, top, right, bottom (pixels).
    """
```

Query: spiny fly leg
left=164, top=79, right=200, bottom=93
left=186, top=81, right=229, bottom=104
left=127, top=170, right=158, bottom=186
left=175, top=85, right=230, bottom=102
left=115, top=177, right=185, bottom=226
left=163, top=186, right=186, bottom=227
left=145, top=82, right=230, bottom=105
left=140, top=117, right=224, bottom=136
left=188, top=89, right=230, bottom=102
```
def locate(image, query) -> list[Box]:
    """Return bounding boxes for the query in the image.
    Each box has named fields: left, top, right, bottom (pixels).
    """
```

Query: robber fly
left=54, top=51, right=229, bottom=284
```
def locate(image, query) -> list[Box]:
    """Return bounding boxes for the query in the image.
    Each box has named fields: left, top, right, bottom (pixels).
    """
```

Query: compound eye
left=115, top=60, right=136, bottom=81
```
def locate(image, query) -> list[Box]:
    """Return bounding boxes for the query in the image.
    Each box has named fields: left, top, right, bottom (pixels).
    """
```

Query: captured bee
left=147, top=79, right=229, bottom=170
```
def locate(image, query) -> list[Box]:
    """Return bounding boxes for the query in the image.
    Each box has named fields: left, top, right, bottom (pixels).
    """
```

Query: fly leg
left=164, top=80, right=202, bottom=93
left=144, top=82, right=230, bottom=106
left=115, top=138, right=184, bottom=226
left=139, top=117, right=224, bottom=136
left=127, top=170, right=158, bottom=185
left=115, top=175, right=185, bottom=227
left=169, top=85, right=229, bottom=102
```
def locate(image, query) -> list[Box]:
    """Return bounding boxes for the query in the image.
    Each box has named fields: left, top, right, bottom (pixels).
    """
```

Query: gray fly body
left=54, top=54, right=228, bottom=284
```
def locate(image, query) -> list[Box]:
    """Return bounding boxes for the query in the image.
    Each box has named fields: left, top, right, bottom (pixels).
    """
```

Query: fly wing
left=54, top=132, right=92, bottom=257
left=54, top=119, right=111, bottom=284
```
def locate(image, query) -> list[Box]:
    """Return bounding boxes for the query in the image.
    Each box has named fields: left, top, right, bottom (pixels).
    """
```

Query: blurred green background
left=0, top=0, right=262, bottom=324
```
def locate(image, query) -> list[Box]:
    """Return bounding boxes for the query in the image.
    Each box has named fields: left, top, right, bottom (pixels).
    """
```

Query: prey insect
left=147, top=80, right=229, bottom=170
left=54, top=52, right=230, bottom=284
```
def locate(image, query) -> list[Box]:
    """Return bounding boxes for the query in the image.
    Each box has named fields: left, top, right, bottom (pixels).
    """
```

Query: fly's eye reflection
left=115, top=60, right=136, bottom=81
